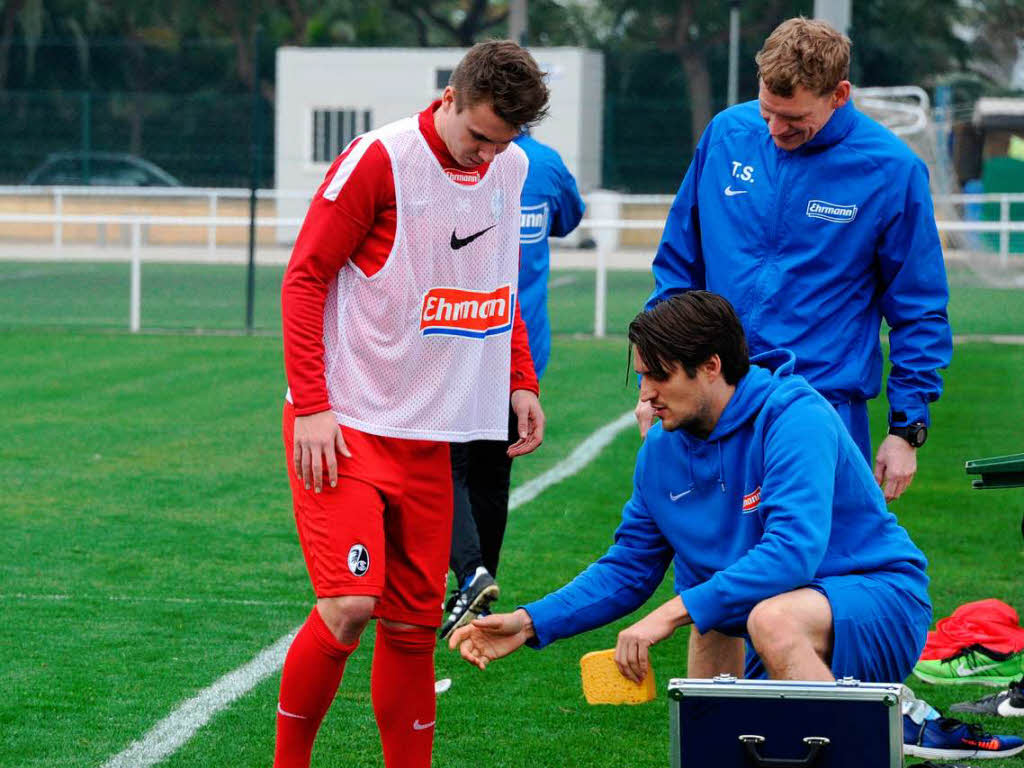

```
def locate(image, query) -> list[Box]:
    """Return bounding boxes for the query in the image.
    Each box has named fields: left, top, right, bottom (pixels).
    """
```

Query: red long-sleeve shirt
left=282, top=102, right=538, bottom=416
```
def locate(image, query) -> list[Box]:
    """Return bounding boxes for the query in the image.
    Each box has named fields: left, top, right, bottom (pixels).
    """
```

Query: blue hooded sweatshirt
left=648, top=100, right=952, bottom=430
left=524, top=349, right=929, bottom=647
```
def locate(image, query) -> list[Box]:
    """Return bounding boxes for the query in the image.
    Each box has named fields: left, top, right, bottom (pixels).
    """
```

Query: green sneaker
left=913, top=645, right=1024, bottom=687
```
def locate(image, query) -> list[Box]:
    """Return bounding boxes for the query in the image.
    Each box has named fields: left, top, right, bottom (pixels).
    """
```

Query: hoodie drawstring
left=717, top=442, right=725, bottom=492
left=686, top=449, right=696, bottom=494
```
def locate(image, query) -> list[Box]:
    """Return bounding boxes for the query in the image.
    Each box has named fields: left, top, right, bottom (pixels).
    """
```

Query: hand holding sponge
left=580, top=649, right=656, bottom=705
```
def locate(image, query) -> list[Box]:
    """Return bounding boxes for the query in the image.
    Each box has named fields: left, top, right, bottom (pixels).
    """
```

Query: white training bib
left=323, top=116, right=528, bottom=441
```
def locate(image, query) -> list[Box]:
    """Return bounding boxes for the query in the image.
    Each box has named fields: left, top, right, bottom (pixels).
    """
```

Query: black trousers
left=448, top=407, right=516, bottom=587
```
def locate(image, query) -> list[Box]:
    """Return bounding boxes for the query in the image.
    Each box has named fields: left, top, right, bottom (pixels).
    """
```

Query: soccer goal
left=856, top=85, right=1024, bottom=290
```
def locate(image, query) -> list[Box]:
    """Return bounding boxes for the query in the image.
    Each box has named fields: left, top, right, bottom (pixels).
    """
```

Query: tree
left=601, top=0, right=805, bottom=154
left=961, top=0, right=1024, bottom=88
left=0, top=0, right=26, bottom=89
left=389, top=0, right=508, bottom=46
left=850, top=0, right=968, bottom=88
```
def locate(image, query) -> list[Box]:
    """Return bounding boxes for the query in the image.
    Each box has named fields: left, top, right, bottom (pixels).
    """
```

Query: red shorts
left=282, top=402, right=452, bottom=627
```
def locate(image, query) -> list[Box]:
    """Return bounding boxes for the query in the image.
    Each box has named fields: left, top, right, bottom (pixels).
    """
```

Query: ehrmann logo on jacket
left=806, top=199, right=858, bottom=223
left=520, top=202, right=550, bottom=244
left=420, top=285, right=514, bottom=338
left=742, top=486, right=761, bottom=514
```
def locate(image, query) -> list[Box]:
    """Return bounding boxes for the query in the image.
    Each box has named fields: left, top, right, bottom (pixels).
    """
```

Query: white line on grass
left=952, top=334, right=1024, bottom=345
left=97, top=409, right=637, bottom=768
left=509, top=410, right=636, bottom=509
left=0, top=593, right=308, bottom=608
left=549, top=275, right=578, bottom=288
left=100, top=633, right=296, bottom=768
left=0, top=266, right=98, bottom=281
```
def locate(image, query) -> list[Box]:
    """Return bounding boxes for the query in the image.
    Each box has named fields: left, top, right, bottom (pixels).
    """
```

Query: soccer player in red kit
left=276, top=41, right=549, bottom=768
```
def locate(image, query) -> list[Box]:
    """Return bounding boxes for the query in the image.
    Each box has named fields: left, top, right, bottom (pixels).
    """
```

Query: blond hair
left=755, top=17, right=850, bottom=97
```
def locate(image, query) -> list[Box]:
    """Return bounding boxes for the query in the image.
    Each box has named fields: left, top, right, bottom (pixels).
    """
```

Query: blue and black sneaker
left=903, top=714, right=1024, bottom=760
left=438, top=567, right=499, bottom=640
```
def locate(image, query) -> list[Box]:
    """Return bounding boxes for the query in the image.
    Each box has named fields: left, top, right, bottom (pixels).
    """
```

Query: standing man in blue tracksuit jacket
left=440, top=133, right=586, bottom=639
left=449, top=291, right=932, bottom=686
left=637, top=18, right=952, bottom=503
left=511, top=132, right=587, bottom=378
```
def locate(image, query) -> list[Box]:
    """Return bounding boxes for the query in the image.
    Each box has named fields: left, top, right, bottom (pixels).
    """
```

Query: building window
left=312, top=109, right=372, bottom=163
left=435, top=68, right=453, bottom=90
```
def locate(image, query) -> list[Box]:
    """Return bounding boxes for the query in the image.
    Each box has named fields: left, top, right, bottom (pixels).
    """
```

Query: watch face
left=910, top=424, right=927, bottom=447
left=891, top=422, right=927, bottom=447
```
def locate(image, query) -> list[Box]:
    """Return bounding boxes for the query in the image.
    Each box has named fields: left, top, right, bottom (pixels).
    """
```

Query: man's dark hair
left=628, top=291, right=750, bottom=384
left=449, top=40, right=550, bottom=129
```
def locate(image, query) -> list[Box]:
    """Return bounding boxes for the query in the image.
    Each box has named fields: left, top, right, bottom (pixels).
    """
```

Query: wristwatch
left=889, top=421, right=928, bottom=448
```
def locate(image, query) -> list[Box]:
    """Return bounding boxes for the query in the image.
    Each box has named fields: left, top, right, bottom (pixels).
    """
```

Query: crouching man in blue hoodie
left=449, top=291, right=931, bottom=685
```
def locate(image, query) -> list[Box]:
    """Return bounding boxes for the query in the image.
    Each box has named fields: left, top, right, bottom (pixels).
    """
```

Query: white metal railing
left=1, top=187, right=1022, bottom=336
left=0, top=212, right=303, bottom=332
left=0, top=185, right=313, bottom=257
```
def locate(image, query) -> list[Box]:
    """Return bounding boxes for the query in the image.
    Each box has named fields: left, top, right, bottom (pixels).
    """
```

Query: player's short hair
left=755, top=17, right=851, bottom=97
left=629, top=292, right=749, bottom=385
left=449, top=40, right=549, bottom=129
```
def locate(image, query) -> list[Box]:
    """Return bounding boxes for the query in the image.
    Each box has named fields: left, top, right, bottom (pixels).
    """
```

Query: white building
left=275, top=46, right=604, bottom=241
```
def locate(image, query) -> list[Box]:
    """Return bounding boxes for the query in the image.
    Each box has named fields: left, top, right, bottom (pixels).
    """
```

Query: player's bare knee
left=317, top=595, right=376, bottom=644
left=746, top=599, right=799, bottom=659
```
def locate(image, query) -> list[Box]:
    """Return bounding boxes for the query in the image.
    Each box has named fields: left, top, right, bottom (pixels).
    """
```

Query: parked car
left=23, top=152, right=182, bottom=187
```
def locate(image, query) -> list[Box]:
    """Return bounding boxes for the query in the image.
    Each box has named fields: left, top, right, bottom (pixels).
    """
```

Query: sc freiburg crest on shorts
left=419, top=284, right=514, bottom=338
left=348, top=544, right=370, bottom=576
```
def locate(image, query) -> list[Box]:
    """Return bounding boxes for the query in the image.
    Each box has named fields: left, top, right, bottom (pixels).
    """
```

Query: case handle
left=738, top=735, right=830, bottom=767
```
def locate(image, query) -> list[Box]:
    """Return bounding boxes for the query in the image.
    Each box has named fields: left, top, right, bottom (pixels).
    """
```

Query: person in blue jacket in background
left=449, top=291, right=932, bottom=686
left=636, top=17, right=953, bottom=504
left=439, top=131, right=585, bottom=639
left=511, top=132, right=587, bottom=380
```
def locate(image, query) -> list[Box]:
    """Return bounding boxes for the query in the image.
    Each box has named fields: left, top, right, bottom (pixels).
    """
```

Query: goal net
left=855, top=85, right=1024, bottom=289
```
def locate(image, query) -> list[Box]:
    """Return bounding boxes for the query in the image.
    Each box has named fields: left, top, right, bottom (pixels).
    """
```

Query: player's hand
left=508, top=390, right=544, bottom=458
left=449, top=609, right=535, bottom=670
left=635, top=396, right=656, bottom=440
left=292, top=410, right=350, bottom=493
left=614, top=599, right=684, bottom=683
left=873, top=434, right=917, bottom=502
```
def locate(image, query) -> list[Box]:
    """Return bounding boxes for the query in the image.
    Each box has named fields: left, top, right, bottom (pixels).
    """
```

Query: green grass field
left=0, top=260, right=658, bottom=338
left=0, top=260, right=1019, bottom=337
left=1, top=262, right=1022, bottom=767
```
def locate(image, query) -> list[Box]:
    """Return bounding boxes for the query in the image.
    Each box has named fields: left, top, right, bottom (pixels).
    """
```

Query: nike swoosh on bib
left=450, top=225, right=496, bottom=250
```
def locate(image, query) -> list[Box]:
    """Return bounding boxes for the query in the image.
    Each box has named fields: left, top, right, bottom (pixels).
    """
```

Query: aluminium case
left=668, top=676, right=906, bottom=768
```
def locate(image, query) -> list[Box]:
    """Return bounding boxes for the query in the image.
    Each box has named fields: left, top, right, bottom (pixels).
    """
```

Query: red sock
left=274, top=607, right=358, bottom=768
left=371, top=623, right=437, bottom=768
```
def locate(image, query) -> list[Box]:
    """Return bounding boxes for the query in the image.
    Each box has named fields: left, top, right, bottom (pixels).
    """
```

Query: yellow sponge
left=579, top=649, right=656, bottom=705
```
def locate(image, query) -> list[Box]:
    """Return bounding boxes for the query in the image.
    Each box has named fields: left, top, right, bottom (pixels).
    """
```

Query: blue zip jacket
left=514, top=134, right=585, bottom=378
left=524, top=349, right=929, bottom=647
left=648, top=100, right=952, bottom=428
